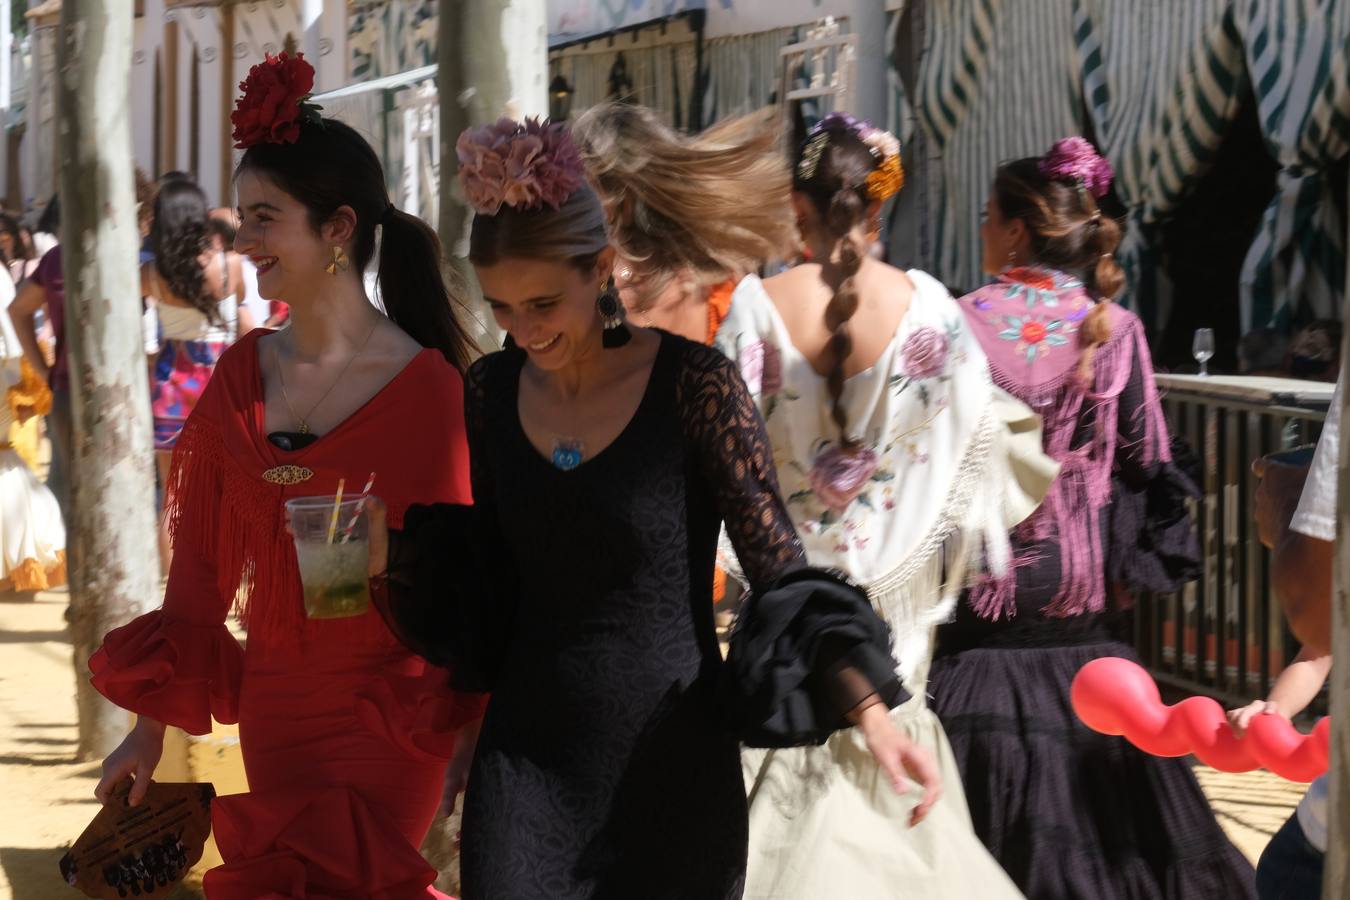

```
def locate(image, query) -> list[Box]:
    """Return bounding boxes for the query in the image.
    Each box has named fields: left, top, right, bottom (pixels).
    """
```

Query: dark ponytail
left=378, top=208, right=474, bottom=371
left=236, top=118, right=475, bottom=371
left=794, top=125, right=877, bottom=449
left=150, top=179, right=217, bottom=322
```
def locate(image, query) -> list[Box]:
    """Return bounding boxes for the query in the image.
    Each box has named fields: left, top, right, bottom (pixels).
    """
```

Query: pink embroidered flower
left=456, top=117, right=584, bottom=215
left=1039, top=137, right=1114, bottom=198
left=809, top=444, right=879, bottom=512
left=901, top=327, right=949, bottom=380
left=739, top=340, right=783, bottom=396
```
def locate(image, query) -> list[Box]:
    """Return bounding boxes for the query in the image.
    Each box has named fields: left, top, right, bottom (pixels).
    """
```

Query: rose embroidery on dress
left=739, top=339, right=783, bottom=397
left=901, top=326, right=949, bottom=379
left=806, top=444, right=879, bottom=513
left=888, top=319, right=962, bottom=409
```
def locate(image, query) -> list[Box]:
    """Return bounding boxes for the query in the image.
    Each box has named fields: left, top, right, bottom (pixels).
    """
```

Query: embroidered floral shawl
left=716, top=272, right=1049, bottom=685
left=960, top=266, right=1170, bottom=619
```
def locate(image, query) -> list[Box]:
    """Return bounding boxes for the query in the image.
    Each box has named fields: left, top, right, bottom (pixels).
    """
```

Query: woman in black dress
left=371, top=119, right=941, bottom=899
left=927, top=141, right=1254, bottom=898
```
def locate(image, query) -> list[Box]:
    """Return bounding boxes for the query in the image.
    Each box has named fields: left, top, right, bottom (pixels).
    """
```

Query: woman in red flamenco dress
left=87, top=53, right=484, bottom=898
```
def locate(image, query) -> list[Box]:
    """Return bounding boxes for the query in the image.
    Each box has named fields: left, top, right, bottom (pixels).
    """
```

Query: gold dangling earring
left=1005, top=248, right=1017, bottom=271
left=326, top=246, right=349, bottom=276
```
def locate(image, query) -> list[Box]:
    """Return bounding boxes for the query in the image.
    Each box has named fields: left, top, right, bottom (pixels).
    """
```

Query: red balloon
left=1070, top=658, right=1328, bottom=782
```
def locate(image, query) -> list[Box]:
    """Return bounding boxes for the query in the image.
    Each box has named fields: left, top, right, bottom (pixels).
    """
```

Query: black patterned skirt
left=928, top=622, right=1256, bottom=900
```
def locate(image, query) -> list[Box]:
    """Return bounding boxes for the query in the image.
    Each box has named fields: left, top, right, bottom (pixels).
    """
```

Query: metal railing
left=1131, top=374, right=1335, bottom=716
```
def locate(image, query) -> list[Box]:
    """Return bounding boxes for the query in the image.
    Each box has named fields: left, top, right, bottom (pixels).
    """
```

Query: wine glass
left=1192, top=328, right=1215, bottom=377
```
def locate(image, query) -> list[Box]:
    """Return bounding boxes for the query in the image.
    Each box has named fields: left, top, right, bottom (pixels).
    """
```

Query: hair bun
left=1039, top=137, right=1113, bottom=198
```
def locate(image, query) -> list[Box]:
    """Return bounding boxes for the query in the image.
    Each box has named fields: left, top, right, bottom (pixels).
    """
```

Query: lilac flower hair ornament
left=456, top=117, right=586, bottom=215
left=1039, top=136, right=1114, bottom=199
left=798, top=112, right=904, bottom=201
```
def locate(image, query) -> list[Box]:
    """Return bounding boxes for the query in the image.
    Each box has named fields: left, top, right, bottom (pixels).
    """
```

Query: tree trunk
left=437, top=0, right=547, bottom=351
left=58, top=0, right=160, bottom=761
left=1328, top=221, right=1350, bottom=895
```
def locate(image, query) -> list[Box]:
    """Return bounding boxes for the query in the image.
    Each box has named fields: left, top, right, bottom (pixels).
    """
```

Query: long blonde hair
left=572, top=102, right=798, bottom=308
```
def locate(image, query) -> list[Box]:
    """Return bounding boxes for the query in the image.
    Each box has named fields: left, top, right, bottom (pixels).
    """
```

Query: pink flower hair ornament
left=456, top=117, right=585, bottom=215
left=1039, top=136, right=1114, bottom=198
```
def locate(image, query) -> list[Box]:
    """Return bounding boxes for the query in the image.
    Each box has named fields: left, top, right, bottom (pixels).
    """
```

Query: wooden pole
left=58, top=0, right=160, bottom=760
left=1325, top=178, right=1350, bottom=897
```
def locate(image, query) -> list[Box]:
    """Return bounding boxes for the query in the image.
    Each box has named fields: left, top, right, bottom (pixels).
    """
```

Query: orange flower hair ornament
left=231, top=52, right=324, bottom=149
left=1071, top=657, right=1329, bottom=783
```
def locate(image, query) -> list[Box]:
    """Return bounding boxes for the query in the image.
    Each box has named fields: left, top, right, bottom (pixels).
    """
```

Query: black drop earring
left=597, top=278, right=631, bottom=348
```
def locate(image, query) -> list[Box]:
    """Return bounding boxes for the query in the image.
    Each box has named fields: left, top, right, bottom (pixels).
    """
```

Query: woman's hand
left=856, top=703, right=941, bottom=827
left=94, top=717, right=167, bottom=807
left=438, top=716, right=483, bottom=817
left=1227, top=700, right=1281, bottom=738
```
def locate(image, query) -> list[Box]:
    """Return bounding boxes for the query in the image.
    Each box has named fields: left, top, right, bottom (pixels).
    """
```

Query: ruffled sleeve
left=675, top=341, right=909, bottom=746
left=7, top=358, right=52, bottom=418
left=370, top=354, right=517, bottom=694
left=88, top=411, right=243, bottom=735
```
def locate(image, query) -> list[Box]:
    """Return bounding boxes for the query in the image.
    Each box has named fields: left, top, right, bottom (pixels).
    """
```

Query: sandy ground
left=0, top=588, right=1300, bottom=899
left=0, top=588, right=199, bottom=900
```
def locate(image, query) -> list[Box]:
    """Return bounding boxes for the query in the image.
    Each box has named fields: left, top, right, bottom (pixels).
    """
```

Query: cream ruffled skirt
left=0, top=447, right=65, bottom=591
left=742, top=681, right=1023, bottom=899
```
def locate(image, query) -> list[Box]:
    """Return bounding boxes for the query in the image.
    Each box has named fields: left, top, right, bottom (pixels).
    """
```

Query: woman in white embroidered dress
left=714, top=114, right=1052, bottom=898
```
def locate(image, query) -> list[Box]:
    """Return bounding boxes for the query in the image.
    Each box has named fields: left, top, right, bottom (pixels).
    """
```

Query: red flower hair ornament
left=231, top=52, right=324, bottom=150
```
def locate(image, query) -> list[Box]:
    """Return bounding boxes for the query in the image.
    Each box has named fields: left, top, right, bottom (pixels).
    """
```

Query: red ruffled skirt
left=91, top=613, right=483, bottom=898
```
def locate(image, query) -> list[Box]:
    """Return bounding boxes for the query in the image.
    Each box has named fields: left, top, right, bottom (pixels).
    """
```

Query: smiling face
left=475, top=251, right=613, bottom=370
left=233, top=170, right=335, bottom=303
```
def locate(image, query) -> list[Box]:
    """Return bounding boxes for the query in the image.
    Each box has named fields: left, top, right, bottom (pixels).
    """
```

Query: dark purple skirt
left=928, top=635, right=1256, bottom=900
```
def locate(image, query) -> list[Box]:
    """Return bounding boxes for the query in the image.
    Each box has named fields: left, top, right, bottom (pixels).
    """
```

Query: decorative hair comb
left=231, top=52, right=323, bottom=150
left=797, top=112, right=904, bottom=202
left=1039, top=136, right=1114, bottom=198
left=456, top=117, right=586, bottom=216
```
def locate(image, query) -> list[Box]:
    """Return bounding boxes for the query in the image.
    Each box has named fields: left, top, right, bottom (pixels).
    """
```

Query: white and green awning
left=908, top=0, right=1350, bottom=332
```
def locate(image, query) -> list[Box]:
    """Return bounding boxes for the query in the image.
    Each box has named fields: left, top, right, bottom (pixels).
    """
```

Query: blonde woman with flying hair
left=578, top=104, right=1047, bottom=895
left=573, top=102, right=798, bottom=346
left=708, top=114, right=1054, bottom=897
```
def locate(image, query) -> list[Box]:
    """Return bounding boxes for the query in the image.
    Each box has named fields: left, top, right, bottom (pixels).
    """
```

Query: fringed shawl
left=164, top=330, right=472, bottom=647
left=716, top=272, right=1054, bottom=688
left=960, top=267, right=1170, bottom=619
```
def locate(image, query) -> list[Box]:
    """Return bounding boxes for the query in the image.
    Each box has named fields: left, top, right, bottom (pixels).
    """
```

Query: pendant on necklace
left=299, top=422, right=309, bottom=435
left=552, top=437, right=584, bottom=471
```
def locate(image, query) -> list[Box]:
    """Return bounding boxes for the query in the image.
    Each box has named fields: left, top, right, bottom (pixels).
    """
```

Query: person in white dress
left=713, top=114, right=1054, bottom=899
left=0, top=267, right=65, bottom=598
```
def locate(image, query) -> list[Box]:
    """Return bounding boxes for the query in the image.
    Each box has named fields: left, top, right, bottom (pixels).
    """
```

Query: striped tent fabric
left=1070, top=0, right=1246, bottom=325
left=911, top=0, right=1350, bottom=329
left=1238, top=0, right=1350, bottom=331
left=915, top=0, right=1085, bottom=294
left=553, top=26, right=806, bottom=132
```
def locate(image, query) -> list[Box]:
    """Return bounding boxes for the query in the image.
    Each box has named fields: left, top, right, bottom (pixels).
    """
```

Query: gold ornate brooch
left=261, top=465, right=314, bottom=485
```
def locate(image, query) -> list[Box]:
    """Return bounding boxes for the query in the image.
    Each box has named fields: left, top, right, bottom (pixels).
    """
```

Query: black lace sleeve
left=370, top=354, right=517, bottom=693
left=675, top=341, right=805, bottom=588
left=675, top=343, right=908, bottom=747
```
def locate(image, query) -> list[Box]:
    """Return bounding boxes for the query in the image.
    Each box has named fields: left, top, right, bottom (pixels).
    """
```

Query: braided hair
left=792, top=125, right=882, bottom=449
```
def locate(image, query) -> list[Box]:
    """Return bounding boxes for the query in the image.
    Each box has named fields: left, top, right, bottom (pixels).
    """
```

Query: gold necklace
left=275, top=322, right=379, bottom=435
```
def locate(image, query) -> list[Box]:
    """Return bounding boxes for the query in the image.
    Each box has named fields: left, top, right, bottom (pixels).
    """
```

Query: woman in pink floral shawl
left=927, top=138, right=1255, bottom=899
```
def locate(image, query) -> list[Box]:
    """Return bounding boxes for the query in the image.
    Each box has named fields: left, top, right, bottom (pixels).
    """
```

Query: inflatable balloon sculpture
left=1070, top=657, right=1329, bottom=782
